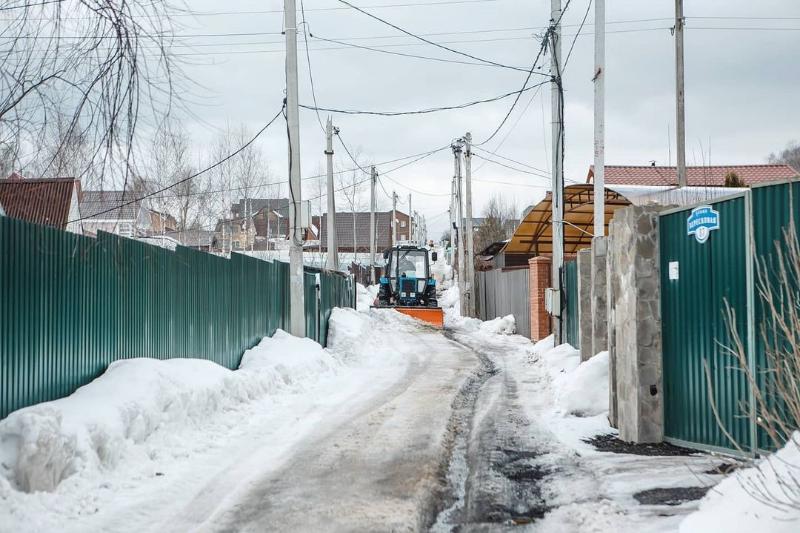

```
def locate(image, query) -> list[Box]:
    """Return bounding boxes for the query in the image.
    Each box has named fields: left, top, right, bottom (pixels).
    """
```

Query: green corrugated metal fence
left=660, top=194, right=752, bottom=452
left=751, top=181, right=800, bottom=451
left=564, top=260, right=580, bottom=349
left=0, top=217, right=354, bottom=419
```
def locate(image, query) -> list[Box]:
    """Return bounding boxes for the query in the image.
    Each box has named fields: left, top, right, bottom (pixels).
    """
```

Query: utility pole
left=593, top=0, right=605, bottom=236
left=325, top=116, right=338, bottom=271
left=453, top=141, right=466, bottom=317
left=391, top=190, right=397, bottom=247
left=463, top=132, right=476, bottom=317
left=550, top=0, right=564, bottom=344
left=284, top=0, right=305, bottom=337
left=675, top=0, right=687, bottom=187
left=407, top=193, right=412, bottom=242
left=448, top=178, right=454, bottom=265
left=369, top=166, right=377, bottom=283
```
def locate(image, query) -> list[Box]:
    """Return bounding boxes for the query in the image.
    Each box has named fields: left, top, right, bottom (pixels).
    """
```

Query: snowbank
left=554, top=351, right=609, bottom=417
left=356, top=283, right=378, bottom=312
left=681, top=434, right=800, bottom=533
left=0, top=329, right=344, bottom=493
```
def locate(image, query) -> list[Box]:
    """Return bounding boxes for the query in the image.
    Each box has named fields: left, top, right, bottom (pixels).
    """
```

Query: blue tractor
left=374, top=245, right=443, bottom=327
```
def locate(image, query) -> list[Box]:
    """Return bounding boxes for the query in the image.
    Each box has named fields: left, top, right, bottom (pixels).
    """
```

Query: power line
left=470, top=152, right=552, bottom=180
left=300, top=79, right=549, bottom=116
left=69, top=104, right=286, bottom=223
left=471, top=146, right=549, bottom=174
left=299, top=0, right=326, bottom=133
left=334, top=0, right=542, bottom=74
left=563, top=0, right=592, bottom=70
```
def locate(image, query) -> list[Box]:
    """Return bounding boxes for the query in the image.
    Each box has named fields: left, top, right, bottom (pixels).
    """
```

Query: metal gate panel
left=564, top=260, right=579, bottom=349
left=660, top=194, right=752, bottom=453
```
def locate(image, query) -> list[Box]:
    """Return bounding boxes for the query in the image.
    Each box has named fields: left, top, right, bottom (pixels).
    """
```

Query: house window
left=233, top=240, right=241, bottom=249
left=119, top=222, right=133, bottom=237
left=400, top=220, right=407, bottom=228
left=400, top=234, right=407, bottom=241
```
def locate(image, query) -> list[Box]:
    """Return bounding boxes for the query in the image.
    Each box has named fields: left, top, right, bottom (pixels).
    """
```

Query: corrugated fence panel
left=660, top=195, right=751, bottom=452
left=751, top=181, right=800, bottom=451
left=0, top=217, right=354, bottom=419
left=476, top=268, right=530, bottom=338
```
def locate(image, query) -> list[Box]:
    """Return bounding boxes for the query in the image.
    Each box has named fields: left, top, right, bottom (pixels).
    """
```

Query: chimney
left=8, top=171, right=24, bottom=181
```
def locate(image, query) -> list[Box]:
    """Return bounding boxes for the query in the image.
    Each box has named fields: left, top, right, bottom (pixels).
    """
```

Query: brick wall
left=528, top=256, right=552, bottom=341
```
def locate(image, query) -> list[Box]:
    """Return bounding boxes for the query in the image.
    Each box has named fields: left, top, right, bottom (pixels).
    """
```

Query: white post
left=454, top=142, right=466, bottom=317
left=391, top=190, right=397, bottom=247
left=593, top=0, right=605, bottom=237
left=550, top=0, right=564, bottom=344
left=284, top=0, right=305, bottom=337
left=464, top=132, right=476, bottom=317
left=370, top=166, right=377, bottom=283
left=675, top=0, right=687, bottom=188
left=325, top=117, right=338, bottom=271
left=407, top=193, right=412, bottom=243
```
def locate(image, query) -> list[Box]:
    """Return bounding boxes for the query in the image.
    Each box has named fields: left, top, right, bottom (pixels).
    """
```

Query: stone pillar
left=606, top=224, right=618, bottom=428
left=608, top=206, right=664, bottom=443
left=528, top=256, right=552, bottom=341
left=577, top=249, right=593, bottom=360
left=591, top=236, right=608, bottom=356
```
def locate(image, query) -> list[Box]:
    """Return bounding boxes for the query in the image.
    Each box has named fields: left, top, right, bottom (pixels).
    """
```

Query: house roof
left=0, top=176, right=79, bottom=229
left=319, top=210, right=408, bottom=249
left=588, top=164, right=798, bottom=187
left=231, top=198, right=291, bottom=219
left=80, top=190, right=142, bottom=220
left=164, top=228, right=215, bottom=248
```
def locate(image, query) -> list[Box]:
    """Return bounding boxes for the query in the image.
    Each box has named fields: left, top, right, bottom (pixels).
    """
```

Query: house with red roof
left=587, top=164, right=798, bottom=187
left=0, top=173, right=83, bottom=233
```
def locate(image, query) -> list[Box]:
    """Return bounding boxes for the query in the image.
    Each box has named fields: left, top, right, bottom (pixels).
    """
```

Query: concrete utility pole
left=448, top=178, right=455, bottom=265
left=550, top=0, right=564, bottom=344
left=284, top=0, right=305, bottom=337
left=407, top=193, right=412, bottom=242
left=593, top=0, right=605, bottom=237
left=675, top=0, right=687, bottom=187
left=463, top=132, right=476, bottom=318
left=391, top=190, right=398, bottom=247
left=453, top=142, right=466, bottom=317
left=369, top=166, right=377, bottom=283
left=325, top=117, right=339, bottom=271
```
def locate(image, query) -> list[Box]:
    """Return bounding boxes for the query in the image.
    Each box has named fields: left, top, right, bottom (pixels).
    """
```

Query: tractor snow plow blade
left=395, top=307, right=444, bottom=328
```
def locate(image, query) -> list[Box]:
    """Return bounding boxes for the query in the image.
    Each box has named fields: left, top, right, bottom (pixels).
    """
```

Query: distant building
left=587, top=164, right=798, bottom=187
left=319, top=210, right=411, bottom=253
left=0, top=173, right=83, bottom=233
left=232, top=198, right=291, bottom=250
left=80, top=190, right=155, bottom=237
left=215, top=218, right=255, bottom=252
left=166, top=228, right=216, bottom=252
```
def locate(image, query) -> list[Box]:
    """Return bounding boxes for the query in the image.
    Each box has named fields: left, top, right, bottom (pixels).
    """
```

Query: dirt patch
left=633, top=486, right=711, bottom=506
left=704, top=462, right=741, bottom=475
left=584, top=433, right=698, bottom=456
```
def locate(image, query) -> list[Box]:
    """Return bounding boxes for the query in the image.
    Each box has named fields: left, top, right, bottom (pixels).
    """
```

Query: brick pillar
left=528, top=256, right=552, bottom=341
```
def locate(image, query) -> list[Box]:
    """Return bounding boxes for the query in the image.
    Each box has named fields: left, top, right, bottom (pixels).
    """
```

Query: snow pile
left=554, top=351, right=609, bottom=417
left=479, top=314, right=516, bottom=335
left=356, top=283, right=378, bottom=312
left=540, top=343, right=581, bottom=379
left=439, top=285, right=460, bottom=311
left=681, top=435, right=800, bottom=533
left=0, top=329, right=344, bottom=494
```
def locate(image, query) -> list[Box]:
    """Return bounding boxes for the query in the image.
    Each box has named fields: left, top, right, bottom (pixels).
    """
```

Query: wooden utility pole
left=325, top=117, right=338, bottom=271
left=675, top=0, right=687, bottom=187
left=593, top=0, right=605, bottom=237
left=464, top=132, right=475, bottom=317
left=284, top=0, right=305, bottom=337
left=550, top=0, right=564, bottom=344
left=370, top=166, right=377, bottom=282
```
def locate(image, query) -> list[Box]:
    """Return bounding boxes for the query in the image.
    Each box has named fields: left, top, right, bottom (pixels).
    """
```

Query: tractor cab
left=374, top=246, right=442, bottom=326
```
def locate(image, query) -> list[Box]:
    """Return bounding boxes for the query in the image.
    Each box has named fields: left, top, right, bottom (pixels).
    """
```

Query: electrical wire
left=301, top=79, right=549, bottom=117
left=334, top=0, right=543, bottom=74
left=563, top=0, right=592, bottom=70
left=69, top=104, right=286, bottom=224
left=471, top=146, right=550, bottom=175
left=470, top=152, right=552, bottom=180
left=299, top=0, right=326, bottom=134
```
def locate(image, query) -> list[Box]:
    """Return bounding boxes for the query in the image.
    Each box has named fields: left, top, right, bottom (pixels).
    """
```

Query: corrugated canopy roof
left=0, top=177, right=78, bottom=229
left=505, top=184, right=631, bottom=256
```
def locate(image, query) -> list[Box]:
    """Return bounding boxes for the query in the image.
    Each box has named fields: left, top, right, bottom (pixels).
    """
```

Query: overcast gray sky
left=172, top=0, right=800, bottom=237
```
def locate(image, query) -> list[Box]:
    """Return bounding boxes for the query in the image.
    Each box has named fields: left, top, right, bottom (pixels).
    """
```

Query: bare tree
left=230, top=125, right=268, bottom=251
left=0, top=0, right=182, bottom=187
left=336, top=148, right=370, bottom=263
left=474, top=194, right=517, bottom=255
left=769, top=141, right=800, bottom=174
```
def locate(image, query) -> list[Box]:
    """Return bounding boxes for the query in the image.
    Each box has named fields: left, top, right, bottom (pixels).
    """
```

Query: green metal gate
left=564, top=260, right=580, bottom=349
left=660, top=193, right=753, bottom=453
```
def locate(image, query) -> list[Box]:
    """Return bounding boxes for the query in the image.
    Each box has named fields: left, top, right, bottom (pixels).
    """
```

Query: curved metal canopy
left=504, top=184, right=631, bottom=256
